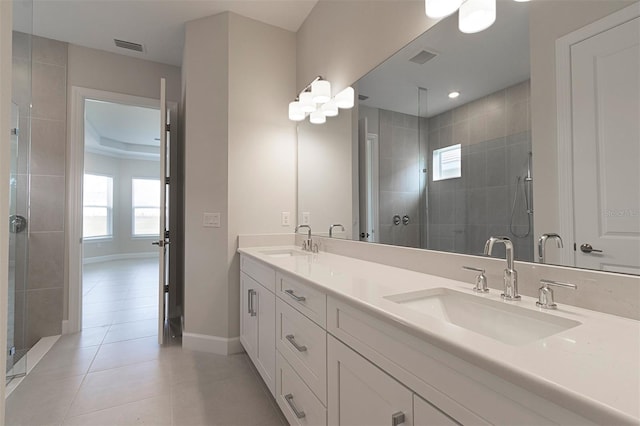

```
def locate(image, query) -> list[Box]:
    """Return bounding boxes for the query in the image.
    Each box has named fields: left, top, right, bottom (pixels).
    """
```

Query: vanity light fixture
left=310, top=109, right=327, bottom=124
left=425, top=0, right=464, bottom=18
left=288, top=76, right=355, bottom=123
left=459, top=0, right=496, bottom=34
left=335, top=87, right=355, bottom=109
left=299, top=92, right=316, bottom=113
left=448, top=91, right=460, bottom=99
left=311, top=79, right=331, bottom=103
left=426, top=0, right=523, bottom=34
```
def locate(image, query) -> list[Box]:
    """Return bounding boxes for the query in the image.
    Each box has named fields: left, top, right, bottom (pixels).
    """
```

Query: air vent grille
left=114, top=39, right=144, bottom=52
left=409, top=50, right=437, bottom=65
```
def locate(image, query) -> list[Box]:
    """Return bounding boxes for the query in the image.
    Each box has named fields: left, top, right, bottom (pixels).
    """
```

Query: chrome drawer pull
left=286, top=334, right=307, bottom=352
left=284, top=289, right=306, bottom=302
left=249, top=289, right=257, bottom=316
left=284, top=393, right=306, bottom=419
left=391, top=411, right=405, bottom=426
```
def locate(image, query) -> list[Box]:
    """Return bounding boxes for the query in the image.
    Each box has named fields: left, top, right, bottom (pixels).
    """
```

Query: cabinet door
left=255, top=283, right=276, bottom=396
left=414, top=395, right=460, bottom=426
left=328, top=335, right=413, bottom=426
left=240, top=273, right=258, bottom=360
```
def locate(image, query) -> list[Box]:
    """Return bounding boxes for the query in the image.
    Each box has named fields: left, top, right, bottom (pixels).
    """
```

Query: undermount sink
left=259, top=248, right=310, bottom=258
left=385, top=288, right=581, bottom=346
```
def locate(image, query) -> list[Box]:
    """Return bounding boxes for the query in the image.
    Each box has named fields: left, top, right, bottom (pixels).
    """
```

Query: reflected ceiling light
left=425, top=0, right=464, bottom=18
left=459, top=0, right=496, bottom=34
left=448, top=91, right=460, bottom=99
left=335, top=87, right=355, bottom=109
left=311, top=79, right=331, bottom=103
left=310, top=109, right=326, bottom=125
left=321, top=100, right=339, bottom=117
left=299, top=92, right=316, bottom=113
left=288, top=101, right=305, bottom=121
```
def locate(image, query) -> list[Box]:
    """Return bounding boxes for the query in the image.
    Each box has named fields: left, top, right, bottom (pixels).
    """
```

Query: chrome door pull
left=580, top=243, right=603, bottom=254
left=284, top=394, right=306, bottom=419
left=284, top=289, right=306, bottom=302
left=391, top=411, right=405, bottom=426
left=285, top=334, right=307, bottom=352
left=248, top=289, right=257, bottom=316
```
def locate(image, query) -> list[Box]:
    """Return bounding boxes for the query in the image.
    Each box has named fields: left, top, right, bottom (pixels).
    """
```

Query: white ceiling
left=28, top=0, right=318, bottom=66
left=85, top=99, right=161, bottom=159
left=357, top=1, right=530, bottom=117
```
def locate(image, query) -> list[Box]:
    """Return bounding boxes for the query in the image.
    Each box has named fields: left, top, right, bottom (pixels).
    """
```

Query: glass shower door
left=7, top=102, right=28, bottom=381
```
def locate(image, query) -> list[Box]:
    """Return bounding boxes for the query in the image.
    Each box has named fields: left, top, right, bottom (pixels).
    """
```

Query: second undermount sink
left=385, top=288, right=581, bottom=346
left=259, top=248, right=310, bottom=258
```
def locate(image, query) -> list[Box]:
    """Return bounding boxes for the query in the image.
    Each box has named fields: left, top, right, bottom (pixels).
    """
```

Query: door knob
left=580, top=243, right=603, bottom=254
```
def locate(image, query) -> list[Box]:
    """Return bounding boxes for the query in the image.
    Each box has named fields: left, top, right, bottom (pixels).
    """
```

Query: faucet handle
left=462, top=266, right=489, bottom=293
left=536, top=279, right=577, bottom=309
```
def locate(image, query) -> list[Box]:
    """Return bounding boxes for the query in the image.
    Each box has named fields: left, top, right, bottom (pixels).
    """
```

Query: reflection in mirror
left=296, top=0, right=640, bottom=274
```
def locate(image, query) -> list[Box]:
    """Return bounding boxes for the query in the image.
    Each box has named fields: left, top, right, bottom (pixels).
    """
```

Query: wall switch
left=281, top=212, right=290, bottom=226
left=204, top=212, right=221, bottom=228
left=302, top=212, right=310, bottom=225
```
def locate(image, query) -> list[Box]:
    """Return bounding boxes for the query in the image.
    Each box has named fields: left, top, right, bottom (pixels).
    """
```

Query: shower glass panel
left=8, top=0, right=33, bottom=381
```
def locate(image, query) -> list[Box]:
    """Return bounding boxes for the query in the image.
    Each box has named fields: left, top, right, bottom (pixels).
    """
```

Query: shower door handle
left=9, top=215, right=27, bottom=233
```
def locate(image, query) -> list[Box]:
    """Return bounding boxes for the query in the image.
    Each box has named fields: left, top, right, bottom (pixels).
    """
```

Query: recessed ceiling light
left=448, top=91, right=460, bottom=99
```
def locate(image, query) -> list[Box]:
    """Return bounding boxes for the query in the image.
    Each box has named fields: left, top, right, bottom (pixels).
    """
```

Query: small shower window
left=433, top=144, right=461, bottom=181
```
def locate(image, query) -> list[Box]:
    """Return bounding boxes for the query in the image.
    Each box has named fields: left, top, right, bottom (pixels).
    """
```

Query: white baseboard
left=182, top=332, right=243, bottom=355
left=83, top=252, right=158, bottom=265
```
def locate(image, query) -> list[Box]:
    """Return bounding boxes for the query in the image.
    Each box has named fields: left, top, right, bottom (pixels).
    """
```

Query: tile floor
left=5, top=259, right=286, bottom=426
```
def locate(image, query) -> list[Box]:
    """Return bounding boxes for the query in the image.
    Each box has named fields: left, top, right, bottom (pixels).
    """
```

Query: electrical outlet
left=281, top=212, right=290, bottom=226
left=302, top=212, right=310, bottom=225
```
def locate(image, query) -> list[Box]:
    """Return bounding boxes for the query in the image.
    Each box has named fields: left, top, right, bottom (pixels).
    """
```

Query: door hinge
left=165, top=177, right=170, bottom=185
left=8, top=346, right=15, bottom=356
left=573, top=243, right=577, bottom=251
left=164, top=285, right=170, bottom=293
left=165, top=124, right=170, bottom=132
left=165, top=230, right=170, bottom=239
left=10, top=128, right=18, bottom=136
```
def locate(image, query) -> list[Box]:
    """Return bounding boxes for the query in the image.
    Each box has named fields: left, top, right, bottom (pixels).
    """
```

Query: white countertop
left=239, top=245, right=640, bottom=425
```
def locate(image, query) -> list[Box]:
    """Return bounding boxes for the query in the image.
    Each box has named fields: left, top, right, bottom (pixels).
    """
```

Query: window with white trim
left=433, top=144, right=462, bottom=181
left=83, top=174, right=113, bottom=239
left=132, top=178, right=161, bottom=237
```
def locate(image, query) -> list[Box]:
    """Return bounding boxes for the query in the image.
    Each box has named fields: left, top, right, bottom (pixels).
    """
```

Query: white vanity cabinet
left=239, top=255, right=276, bottom=396
left=328, top=335, right=415, bottom=426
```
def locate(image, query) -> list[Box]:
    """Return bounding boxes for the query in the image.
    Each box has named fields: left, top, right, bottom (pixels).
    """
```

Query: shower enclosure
left=7, top=0, right=33, bottom=382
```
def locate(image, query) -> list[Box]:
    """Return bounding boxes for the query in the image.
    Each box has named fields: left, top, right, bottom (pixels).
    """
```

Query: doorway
left=67, top=87, right=180, bottom=343
left=81, top=100, right=161, bottom=341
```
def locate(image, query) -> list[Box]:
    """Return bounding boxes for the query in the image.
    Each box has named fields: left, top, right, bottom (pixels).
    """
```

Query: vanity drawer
left=276, top=352, right=327, bottom=426
left=241, top=255, right=276, bottom=293
left=277, top=298, right=327, bottom=405
left=277, top=272, right=326, bottom=327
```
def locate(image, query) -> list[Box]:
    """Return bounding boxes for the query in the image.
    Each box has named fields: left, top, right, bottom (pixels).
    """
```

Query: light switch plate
left=281, top=212, right=290, bottom=226
left=302, top=212, right=310, bottom=225
left=204, top=212, right=221, bottom=228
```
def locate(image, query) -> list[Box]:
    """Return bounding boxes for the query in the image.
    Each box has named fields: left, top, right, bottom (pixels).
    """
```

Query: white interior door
left=155, top=78, right=169, bottom=343
left=571, top=17, right=640, bottom=274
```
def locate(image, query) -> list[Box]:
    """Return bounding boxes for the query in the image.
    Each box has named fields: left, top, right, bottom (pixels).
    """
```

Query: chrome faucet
left=295, top=225, right=313, bottom=252
left=538, top=233, right=563, bottom=264
left=484, top=236, right=520, bottom=300
left=329, top=224, right=345, bottom=238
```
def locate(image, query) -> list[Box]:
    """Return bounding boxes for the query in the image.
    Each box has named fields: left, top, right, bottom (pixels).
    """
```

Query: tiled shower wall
left=12, top=33, right=68, bottom=348
left=426, top=80, right=534, bottom=261
left=378, top=109, right=421, bottom=248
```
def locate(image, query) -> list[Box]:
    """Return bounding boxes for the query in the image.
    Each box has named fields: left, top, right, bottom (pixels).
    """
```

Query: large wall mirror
left=297, top=0, right=640, bottom=275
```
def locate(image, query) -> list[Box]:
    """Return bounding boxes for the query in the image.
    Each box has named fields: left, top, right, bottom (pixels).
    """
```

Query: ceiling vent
left=358, top=94, right=369, bottom=101
left=409, top=50, right=437, bottom=65
left=114, top=39, right=144, bottom=53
